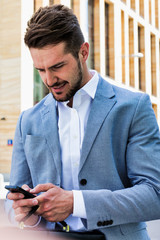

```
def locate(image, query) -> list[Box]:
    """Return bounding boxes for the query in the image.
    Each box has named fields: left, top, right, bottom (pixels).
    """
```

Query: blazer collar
left=40, top=94, right=61, bottom=178
left=79, top=76, right=117, bottom=172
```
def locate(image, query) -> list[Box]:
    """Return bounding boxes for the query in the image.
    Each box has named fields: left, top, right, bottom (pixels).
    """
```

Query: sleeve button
left=109, top=220, right=113, bottom=225
left=97, top=221, right=102, bottom=227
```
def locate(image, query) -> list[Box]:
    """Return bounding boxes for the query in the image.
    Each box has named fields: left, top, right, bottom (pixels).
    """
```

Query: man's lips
left=51, top=82, right=67, bottom=93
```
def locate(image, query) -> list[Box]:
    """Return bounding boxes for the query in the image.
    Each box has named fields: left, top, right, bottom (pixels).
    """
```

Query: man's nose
left=46, top=71, right=57, bottom=87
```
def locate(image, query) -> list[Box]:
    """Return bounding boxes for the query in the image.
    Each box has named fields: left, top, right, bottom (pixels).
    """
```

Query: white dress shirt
left=57, top=70, right=99, bottom=231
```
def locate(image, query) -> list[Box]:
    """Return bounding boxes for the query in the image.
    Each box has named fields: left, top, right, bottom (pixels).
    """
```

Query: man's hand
left=30, top=183, right=73, bottom=222
left=7, top=184, right=39, bottom=226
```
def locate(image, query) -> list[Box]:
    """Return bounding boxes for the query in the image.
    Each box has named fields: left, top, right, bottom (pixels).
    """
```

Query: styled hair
left=24, top=4, right=85, bottom=58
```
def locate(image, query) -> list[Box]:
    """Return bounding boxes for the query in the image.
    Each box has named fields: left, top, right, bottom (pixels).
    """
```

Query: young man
left=6, top=4, right=160, bottom=239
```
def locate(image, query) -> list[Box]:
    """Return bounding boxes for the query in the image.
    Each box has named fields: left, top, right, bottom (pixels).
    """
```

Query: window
left=49, top=0, right=54, bottom=5
left=151, top=34, right=157, bottom=96
left=155, top=0, right=159, bottom=28
left=129, top=17, right=134, bottom=87
left=105, top=2, right=115, bottom=78
left=152, top=104, right=157, bottom=119
left=34, top=69, right=49, bottom=105
left=149, top=0, right=152, bottom=24
left=138, top=25, right=145, bottom=91
left=131, top=0, right=135, bottom=11
left=93, top=0, right=100, bottom=72
left=34, top=0, right=43, bottom=11
left=72, top=0, right=80, bottom=22
left=88, top=0, right=95, bottom=69
left=71, top=0, right=74, bottom=9
left=121, top=10, right=125, bottom=83
left=105, top=3, right=109, bottom=76
left=139, top=0, right=144, bottom=17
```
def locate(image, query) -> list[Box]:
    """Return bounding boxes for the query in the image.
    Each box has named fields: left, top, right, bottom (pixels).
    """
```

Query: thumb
left=22, top=184, right=31, bottom=191
left=30, top=183, right=54, bottom=194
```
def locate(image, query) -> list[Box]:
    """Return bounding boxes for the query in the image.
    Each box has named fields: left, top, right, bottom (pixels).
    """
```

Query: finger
left=35, top=187, right=57, bottom=204
left=12, top=198, right=38, bottom=209
left=15, top=213, right=27, bottom=222
left=21, top=184, right=31, bottom=191
left=15, top=206, right=32, bottom=215
left=30, top=183, right=54, bottom=194
left=7, top=192, right=24, bottom=200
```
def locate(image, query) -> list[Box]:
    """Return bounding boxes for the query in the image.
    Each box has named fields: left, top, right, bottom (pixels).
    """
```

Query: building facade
left=0, top=0, right=160, bottom=174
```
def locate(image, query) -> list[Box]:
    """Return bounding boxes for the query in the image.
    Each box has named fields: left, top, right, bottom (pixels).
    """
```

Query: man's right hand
left=7, top=184, right=39, bottom=226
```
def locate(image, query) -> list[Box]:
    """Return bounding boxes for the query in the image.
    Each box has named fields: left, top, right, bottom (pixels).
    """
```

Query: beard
left=50, top=58, right=83, bottom=103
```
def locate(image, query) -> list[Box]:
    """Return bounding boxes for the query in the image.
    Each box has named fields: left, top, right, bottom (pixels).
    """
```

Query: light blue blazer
left=7, top=76, right=160, bottom=239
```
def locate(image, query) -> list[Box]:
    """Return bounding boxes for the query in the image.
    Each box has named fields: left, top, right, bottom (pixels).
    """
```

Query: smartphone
left=5, top=185, right=36, bottom=199
left=5, top=185, right=39, bottom=212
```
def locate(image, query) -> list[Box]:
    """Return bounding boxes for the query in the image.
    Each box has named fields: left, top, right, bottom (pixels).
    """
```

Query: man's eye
left=53, top=64, right=64, bottom=70
left=38, top=69, right=45, bottom=72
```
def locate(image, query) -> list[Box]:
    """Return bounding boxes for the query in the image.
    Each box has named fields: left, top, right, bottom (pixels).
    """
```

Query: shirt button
left=80, top=179, right=87, bottom=186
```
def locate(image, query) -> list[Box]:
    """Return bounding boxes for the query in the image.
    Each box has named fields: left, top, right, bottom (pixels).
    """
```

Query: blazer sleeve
left=82, top=94, right=160, bottom=230
left=5, top=112, right=33, bottom=224
left=10, top=112, right=33, bottom=187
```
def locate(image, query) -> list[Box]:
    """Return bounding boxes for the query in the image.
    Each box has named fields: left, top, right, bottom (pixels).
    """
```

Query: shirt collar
left=57, top=70, right=99, bottom=108
left=79, top=70, right=99, bottom=99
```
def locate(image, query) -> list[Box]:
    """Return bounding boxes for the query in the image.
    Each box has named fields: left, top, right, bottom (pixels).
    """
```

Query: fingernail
left=19, top=194, right=24, bottom=198
left=32, top=199, right=38, bottom=205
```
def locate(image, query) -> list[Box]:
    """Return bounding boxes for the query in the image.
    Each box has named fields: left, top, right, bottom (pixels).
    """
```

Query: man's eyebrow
left=35, top=61, right=67, bottom=71
left=48, top=61, right=66, bottom=69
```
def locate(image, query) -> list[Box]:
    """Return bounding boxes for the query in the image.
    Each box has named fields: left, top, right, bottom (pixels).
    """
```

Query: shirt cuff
left=72, top=190, right=87, bottom=219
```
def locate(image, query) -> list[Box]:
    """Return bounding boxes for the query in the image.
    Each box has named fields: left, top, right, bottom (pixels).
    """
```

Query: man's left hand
left=30, top=183, right=73, bottom=222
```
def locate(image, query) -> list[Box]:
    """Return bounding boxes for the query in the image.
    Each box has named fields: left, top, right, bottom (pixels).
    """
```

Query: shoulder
left=98, top=76, right=150, bottom=105
left=17, top=93, right=55, bottom=128
left=22, top=93, right=54, bottom=117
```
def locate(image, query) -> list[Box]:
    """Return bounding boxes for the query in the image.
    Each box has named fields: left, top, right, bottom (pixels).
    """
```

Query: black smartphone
left=5, top=185, right=39, bottom=212
left=5, top=185, right=36, bottom=199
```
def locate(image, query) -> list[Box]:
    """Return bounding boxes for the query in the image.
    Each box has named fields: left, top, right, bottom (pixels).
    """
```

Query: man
left=6, top=4, right=160, bottom=240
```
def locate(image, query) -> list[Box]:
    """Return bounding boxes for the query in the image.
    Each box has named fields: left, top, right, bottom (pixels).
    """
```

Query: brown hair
left=24, top=4, right=84, bottom=58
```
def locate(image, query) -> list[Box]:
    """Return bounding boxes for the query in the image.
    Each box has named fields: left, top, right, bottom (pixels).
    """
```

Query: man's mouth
left=51, top=82, right=67, bottom=93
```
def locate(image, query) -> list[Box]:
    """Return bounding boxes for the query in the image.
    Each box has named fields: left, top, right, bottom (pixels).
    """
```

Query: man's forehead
left=30, top=44, right=72, bottom=69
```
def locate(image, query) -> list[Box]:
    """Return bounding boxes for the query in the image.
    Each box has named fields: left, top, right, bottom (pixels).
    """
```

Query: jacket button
left=80, top=179, right=87, bottom=186
left=97, top=221, right=102, bottom=227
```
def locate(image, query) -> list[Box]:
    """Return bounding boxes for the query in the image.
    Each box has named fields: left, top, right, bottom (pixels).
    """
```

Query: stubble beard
left=52, top=59, right=83, bottom=103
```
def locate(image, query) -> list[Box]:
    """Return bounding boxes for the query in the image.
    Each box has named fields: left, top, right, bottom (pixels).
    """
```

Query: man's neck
left=67, top=98, right=73, bottom=108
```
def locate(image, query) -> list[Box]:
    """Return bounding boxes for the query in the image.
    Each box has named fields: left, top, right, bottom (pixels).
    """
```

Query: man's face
left=30, top=42, right=86, bottom=102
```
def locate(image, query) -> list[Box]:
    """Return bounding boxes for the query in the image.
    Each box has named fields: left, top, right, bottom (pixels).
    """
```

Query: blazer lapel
left=80, top=78, right=117, bottom=171
left=40, top=93, right=61, bottom=177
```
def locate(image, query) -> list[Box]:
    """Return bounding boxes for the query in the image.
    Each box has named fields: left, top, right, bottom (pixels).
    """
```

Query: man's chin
left=52, top=92, right=68, bottom=102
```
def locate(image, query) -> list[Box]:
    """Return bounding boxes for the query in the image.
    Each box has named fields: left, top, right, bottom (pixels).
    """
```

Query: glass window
left=49, top=0, right=54, bottom=5
left=88, top=0, right=94, bottom=69
left=34, top=68, right=49, bottom=105
left=105, top=2, right=115, bottom=79
left=138, top=25, right=145, bottom=91
left=151, top=34, right=157, bottom=96
left=129, top=17, right=135, bottom=87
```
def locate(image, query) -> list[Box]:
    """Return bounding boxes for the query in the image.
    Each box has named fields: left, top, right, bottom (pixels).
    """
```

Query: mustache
left=47, top=81, right=66, bottom=88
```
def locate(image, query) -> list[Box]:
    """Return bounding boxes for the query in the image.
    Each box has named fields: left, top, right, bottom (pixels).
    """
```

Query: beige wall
left=0, top=0, right=21, bottom=173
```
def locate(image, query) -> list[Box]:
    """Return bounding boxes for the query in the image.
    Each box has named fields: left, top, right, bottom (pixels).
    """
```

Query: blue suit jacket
left=7, top=77, right=160, bottom=239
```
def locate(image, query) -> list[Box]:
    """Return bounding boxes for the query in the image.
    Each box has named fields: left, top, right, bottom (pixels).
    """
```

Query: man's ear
left=79, top=42, right=89, bottom=63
